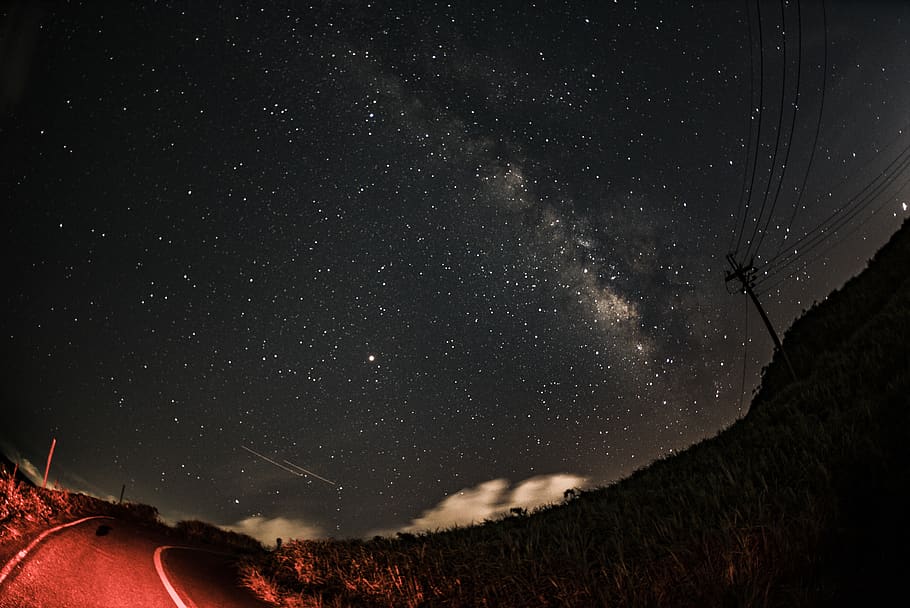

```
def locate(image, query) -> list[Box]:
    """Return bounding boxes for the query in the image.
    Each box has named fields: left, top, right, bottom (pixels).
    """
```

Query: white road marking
left=153, top=545, right=234, bottom=608
left=153, top=546, right=195, bottom=608
left=0, top=515, right=114, bottom=585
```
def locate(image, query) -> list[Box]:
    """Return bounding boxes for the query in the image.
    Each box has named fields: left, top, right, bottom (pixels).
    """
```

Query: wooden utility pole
left=42, top=437, right=56, bottom=489
left=725, top=254, right=798, bottom=382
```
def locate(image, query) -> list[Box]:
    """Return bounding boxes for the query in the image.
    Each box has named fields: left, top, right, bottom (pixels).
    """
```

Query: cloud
left=405, top=479, right=509, bottom=532
left=508, top=474, right=586, bottom=508
left=224, top=516, right=326, bottom=546
left=17, top=457, right=43, bottom=485
left=377, top=473, right=588, bottom=536
left=0, top=442, right=44, bottom=485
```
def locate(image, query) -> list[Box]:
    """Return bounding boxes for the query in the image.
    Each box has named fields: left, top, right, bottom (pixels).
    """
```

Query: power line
left=757, top=146, right=910, bottom=284
left=734, top=0, right=766, bottom=258
left=755, top=139, right=910, bottom=281
left=754, top=171, right=910, bottom=297
left=731, top=0, right=760, bottom=257
left=744, top=0, right=789, bottom=261
left=774, top=0, right=827, bottom=260
left=757, top=125, right=910, bottom=271
left=756, top=160, right=910, bottom=293
left=756, top=156, right=910, bottom=285
left=752, top=0, right=803, bottom=257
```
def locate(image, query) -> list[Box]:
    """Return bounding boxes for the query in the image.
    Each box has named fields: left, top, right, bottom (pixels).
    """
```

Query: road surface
left=0, top=516, right=272, bottom=607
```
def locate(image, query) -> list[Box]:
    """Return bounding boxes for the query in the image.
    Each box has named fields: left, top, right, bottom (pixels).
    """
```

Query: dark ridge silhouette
left=755, top=217, right=910, bottom=406
left=236, top=218, right=909, bottom=607
left=3, top=220, right=906, bottom=606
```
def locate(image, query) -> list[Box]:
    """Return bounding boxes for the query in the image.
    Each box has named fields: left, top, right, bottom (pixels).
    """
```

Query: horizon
left=2, top=1, right=908, bottom=540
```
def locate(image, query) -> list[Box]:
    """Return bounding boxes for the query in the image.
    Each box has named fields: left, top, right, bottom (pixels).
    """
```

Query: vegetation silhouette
left=2, top=219, right=906, bottom=606
left=0, top=464, right=265, bottom=570
left=237, top=219, right=909, bottom=607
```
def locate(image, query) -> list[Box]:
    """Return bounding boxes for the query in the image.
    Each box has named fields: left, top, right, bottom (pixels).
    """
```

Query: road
left=0, top=517, right=272, bottom=607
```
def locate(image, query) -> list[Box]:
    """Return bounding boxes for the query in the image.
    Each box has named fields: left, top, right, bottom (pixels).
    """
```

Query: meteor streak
left=282, top=459, right=336, bottom=486
left=240, top=445, right=336, bottom=486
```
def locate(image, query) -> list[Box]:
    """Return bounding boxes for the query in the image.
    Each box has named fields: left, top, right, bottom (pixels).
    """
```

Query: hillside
left=237, top=219, right=910, bottom=607
left=2, top=220, right=906, bottom=606
left=0, top=465, right=265, bottom=572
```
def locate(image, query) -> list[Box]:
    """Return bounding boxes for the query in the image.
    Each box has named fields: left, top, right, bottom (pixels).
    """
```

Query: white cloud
left=405, top=479, right=509, bottom=532
left=224, top=516, right=325, bottom=546
left=0, top=442, right=44, bottom=485
left=508, top=474, right=586, bottom=509
left=16, top=457, right=43, bottom=485
left=378, top=473, right=588, bottom=536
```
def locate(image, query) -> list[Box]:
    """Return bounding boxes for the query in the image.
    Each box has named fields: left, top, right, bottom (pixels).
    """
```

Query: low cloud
left=377, top=473, right=588, bottom=536
left=0, top=442, right=43, bottom=485
left=224, top=516, right=325, bottom=546
left=16, top=457, right=43, bottom=485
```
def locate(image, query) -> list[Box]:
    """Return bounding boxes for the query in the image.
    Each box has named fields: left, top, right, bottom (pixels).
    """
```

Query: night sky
left=2, top=1, right=908, bottom=541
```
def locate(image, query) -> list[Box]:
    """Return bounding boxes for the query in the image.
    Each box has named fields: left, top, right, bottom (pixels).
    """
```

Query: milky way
left=2, top=1, right=908, bottom=539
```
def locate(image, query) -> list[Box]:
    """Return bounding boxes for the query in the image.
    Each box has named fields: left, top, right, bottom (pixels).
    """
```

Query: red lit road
left=0, top=517, right=271, bottom=607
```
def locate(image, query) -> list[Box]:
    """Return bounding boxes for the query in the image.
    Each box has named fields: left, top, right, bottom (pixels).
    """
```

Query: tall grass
left=0, top=468, right=265, bottom=555
left=240, top=221, right=910, bottom=607
left=174, top=519, right=264, bottom=553
left=0, top=470, right=128, bottom=548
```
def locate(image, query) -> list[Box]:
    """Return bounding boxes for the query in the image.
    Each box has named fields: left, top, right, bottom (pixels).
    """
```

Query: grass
left=3, top=220, right=906, bottom=605
left=173, top=518, right=265, bottom=553
left=0, top=466, right=265, bottom=562
left=238, top=221, right=910, bottom=608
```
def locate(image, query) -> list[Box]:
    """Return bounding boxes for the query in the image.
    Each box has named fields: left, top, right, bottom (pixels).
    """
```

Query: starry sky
left=2, top=1, right=908, bottom=541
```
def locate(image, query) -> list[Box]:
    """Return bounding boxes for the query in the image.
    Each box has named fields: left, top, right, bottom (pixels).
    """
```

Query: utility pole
left=42, top=437, right=56, bottom=489
left=725, top=254, right=798, bottom=382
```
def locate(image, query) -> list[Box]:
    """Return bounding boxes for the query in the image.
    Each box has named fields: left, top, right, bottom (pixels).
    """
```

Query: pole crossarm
left=724, top=254, right=757, bottom=291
